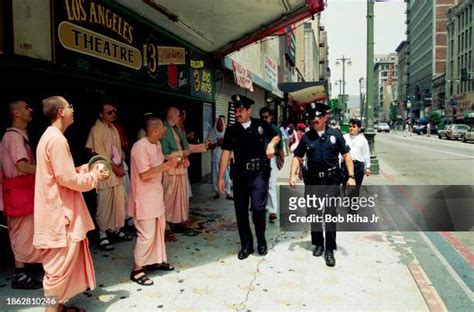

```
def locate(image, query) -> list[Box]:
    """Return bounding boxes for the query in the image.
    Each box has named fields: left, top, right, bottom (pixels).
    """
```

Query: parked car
left=462, top=127, right=474, bottom=143
left=438, top=124, right=469, bottom=140
left=377, top=123, right=390, bottom=133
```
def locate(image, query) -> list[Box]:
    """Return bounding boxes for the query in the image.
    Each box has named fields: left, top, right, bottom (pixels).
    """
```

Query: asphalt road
left=374, top=131, right=474, bottom=185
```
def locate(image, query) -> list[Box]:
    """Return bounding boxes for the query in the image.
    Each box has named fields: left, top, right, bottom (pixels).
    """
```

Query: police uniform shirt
left=293, top=127, right=350, bottom=170
left=222, top=117, right=279, bottom=166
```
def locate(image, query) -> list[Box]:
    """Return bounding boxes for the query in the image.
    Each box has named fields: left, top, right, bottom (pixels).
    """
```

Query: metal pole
left=359, top=77, right=364, bottom=121
left=365, top=0, right=379, bottom=174
left=342, top=58, right=346, bottom=121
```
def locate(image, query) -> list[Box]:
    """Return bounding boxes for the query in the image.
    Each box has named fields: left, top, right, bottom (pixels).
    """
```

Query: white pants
left=212, top=161, right=231, bottom=194
left=267, top=157, right=279, bottom=214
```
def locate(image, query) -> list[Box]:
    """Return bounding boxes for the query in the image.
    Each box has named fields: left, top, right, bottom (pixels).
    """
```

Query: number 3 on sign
left=143, top=43, right=159, bottom=76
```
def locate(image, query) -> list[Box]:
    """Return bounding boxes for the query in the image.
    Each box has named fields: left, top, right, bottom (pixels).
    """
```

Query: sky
left=320, top=0, right=406, bottom=97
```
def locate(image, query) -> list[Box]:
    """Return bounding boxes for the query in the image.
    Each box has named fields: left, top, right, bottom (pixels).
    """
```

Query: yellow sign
left=157, top=46, right=186, bottom=65
left=190, top=60, right=204, bottom=69
left=58, top=21, right=142, bottom=70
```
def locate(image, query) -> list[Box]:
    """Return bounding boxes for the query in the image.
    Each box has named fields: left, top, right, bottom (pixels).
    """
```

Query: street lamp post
left=336, top=55, right=352, bottom=123
left=335, top=79, right=344, bottom=121
left=359, top=77, right=365, bottom=121
left=365, top=0, right=379, bottom=174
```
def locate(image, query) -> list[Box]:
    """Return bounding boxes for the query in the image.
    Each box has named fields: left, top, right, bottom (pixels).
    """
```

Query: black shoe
left=212, top=193, right=220, bottom=199
left=325, top=250, right=336, bottom=267
left=312, top=245, right=324, bottom=257
left=226, top=194, right=234, bottom=200
left=257, top=243, right=268, bottom=256
left=237, top=248, right=254, bottom=260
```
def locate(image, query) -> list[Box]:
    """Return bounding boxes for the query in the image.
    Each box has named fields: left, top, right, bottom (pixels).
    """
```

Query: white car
left=377, top=123, right=390, bottom=133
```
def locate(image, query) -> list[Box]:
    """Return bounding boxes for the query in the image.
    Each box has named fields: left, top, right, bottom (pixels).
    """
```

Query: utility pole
left=359, top=77, right=365, bottom=121
left=365, top=0, right=379, bottom=174
left=336, top=55, right=352, bottom=123
left=335, top=79, right=344, bottom=121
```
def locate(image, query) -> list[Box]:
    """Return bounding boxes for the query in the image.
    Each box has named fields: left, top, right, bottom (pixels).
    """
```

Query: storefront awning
left=278, top=81, right=328, bottom=105
left=115, top=0, right=324, bottom=55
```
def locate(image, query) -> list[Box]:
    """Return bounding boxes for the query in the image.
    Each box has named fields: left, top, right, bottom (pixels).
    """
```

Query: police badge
left=258, top=126, right=264, bottom=134
left=330, top=135, right=336, bottom=144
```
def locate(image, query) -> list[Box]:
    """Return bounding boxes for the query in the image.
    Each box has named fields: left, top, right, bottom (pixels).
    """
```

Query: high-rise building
left=406, top=0, right=454, bottom=118
left=374, top=53, right=398, bottom=122
left=396, top=40, right=409, bottom=119
left=446, top=0, right=473, bottom=123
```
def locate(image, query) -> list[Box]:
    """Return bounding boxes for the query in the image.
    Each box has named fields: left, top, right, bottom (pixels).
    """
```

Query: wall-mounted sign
left=264, top=56, right=278, bottom=91
left=232, top=60, right=253, bottom=92
left=191, top=60, right=204, bottom=69
left=190, top=52, right=213, bottom=101
left=285, top=24, right=296, bottom=65
left=158, top=46, right=185, bottom=65
left=58, top=21, right=142, bottom=69
left=54, top=0, right=214, bottom=100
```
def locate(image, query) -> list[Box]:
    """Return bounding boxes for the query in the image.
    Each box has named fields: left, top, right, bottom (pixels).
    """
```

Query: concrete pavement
left=1, top=141, right=472, bottom=311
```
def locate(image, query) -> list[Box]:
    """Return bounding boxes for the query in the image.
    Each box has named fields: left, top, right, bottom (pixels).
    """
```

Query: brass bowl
left=88, top=155, right=112, bottom=179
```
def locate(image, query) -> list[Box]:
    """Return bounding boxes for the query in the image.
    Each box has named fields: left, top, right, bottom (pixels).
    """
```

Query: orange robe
left=34, top=126, right=98, bottom=303
left=129, top=138, right=167, bottom=266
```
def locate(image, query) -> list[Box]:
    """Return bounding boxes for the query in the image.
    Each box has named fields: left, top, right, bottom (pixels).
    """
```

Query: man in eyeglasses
left=259, top=107, right=284, bottom=222
left=86, top=103, right=131, bottom=251
left=289, top=103, right=355, bottom=267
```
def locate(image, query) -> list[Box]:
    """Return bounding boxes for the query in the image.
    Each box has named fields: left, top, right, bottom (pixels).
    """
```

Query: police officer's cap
left=231, top=94, right=255, bottom=109
left=307, top=102, right=331, bottom=119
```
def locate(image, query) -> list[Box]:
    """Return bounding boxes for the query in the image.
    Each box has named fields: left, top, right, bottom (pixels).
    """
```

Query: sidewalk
left=1, top=156, right=430, bottom=311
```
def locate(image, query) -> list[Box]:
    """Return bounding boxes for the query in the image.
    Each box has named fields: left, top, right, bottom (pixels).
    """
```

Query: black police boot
left=325, top=250, right=336, bottom=267
left=312, top=245, right=324, bottom=257
left=238, top=248, right=254, bottom=260
left=257, top=241, right=268, bottom=256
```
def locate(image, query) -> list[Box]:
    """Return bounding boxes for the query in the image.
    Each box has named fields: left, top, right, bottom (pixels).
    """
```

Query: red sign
left=232, top=60, right=253, bottom=92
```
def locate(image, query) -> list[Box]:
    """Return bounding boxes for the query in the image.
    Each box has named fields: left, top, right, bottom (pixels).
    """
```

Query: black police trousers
left=303, top=173, right=340, bottom=251
left=232, top=171, right=269, bottom=250
left=343, top=161, right=365, bottom=211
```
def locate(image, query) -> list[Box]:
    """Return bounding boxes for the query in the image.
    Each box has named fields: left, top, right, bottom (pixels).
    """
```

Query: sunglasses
left=106, top=109, right=117, bottom=115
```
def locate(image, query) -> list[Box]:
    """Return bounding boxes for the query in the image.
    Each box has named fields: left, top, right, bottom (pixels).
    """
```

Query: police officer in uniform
left=218, top=94, right=280, bottom=260
left=289, top=103, right=356, bottom=267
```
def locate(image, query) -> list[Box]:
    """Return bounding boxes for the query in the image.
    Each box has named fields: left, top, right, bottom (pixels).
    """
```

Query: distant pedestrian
left=404, top=121, right=411, bottom=137
left=426, top=123, right=431, bottom=137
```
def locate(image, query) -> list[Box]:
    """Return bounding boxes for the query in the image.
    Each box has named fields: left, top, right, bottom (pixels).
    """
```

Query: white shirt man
left=343, top=119, right=371, bottom=184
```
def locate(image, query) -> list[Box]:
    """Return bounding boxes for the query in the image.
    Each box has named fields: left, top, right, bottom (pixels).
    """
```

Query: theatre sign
left=54, top=0, right=214, bottom=100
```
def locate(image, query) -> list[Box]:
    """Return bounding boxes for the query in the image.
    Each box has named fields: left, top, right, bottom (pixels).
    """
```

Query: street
left=374, top=131, right=474, bottom=185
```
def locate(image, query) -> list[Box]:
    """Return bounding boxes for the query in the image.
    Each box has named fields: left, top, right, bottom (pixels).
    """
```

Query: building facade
left=446, top=0, right=473, bottom=122
left=396, top=40, right=409, bottom=119
left=374, top=53, right=398, bottom=122
left=406, top=0, right=454, bottom=118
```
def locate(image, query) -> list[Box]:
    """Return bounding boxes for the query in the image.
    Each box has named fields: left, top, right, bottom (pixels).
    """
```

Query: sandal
left=11, top=272, right=42, bottom=289
left=165, top=230, right=177, bottom=242
left=184, top=229, right=199, bottom=237
left=98, top=237, right=114, bottom=251
left=148, top=262, right=175, bottom=271
left=115, top=229, right=134, bottom=241
left=130, top=269, right=154, bottom=286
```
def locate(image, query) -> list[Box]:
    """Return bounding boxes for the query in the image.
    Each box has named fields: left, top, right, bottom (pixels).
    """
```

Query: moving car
left=438, top=124, right=469, bottom=140
left=377, top=123, right=390, bottom=133
left=414, top=124, right=438, bottom=135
